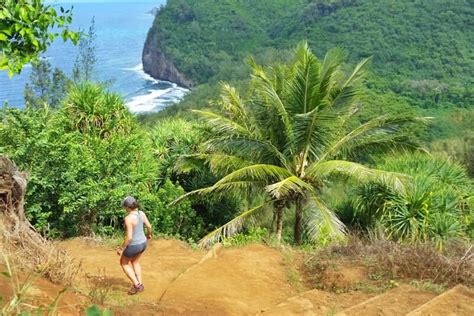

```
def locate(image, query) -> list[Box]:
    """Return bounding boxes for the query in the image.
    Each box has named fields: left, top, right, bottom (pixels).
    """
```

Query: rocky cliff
left=142, top=32, right=194, bottom=89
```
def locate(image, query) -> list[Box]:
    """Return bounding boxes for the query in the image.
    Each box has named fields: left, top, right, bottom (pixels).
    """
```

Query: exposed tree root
left=0, top=156, right=80, bottom=285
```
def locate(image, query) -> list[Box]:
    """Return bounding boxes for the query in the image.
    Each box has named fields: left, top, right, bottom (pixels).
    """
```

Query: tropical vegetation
left=0, top=0, right=471, bottom=250
left=172, top=43, right=432, bottom=246
left=0, top=0, right=79, bottom=76
left=1, top=83, right=208, bottom=239
left=147, top=0, right=474, bottom=175
left=347, top=153, right=473, bottom=249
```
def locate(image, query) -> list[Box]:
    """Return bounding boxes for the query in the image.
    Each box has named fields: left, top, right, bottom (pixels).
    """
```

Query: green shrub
left=0, top=84, right=205, bottom=239
left=348, top=153, right=473, bottom=249
left=140, top=179, right=203, bottom=240
left=222, top=227, right=268, bottom=246
left=148, top=117, right=243, bottom=234
left=148, top=117, right=206, bottom=181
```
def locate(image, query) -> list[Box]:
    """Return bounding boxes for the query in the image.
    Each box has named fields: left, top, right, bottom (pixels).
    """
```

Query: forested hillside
left=145, top=0, right=473, bottom=145
left=149, top=0, right=473, bottom=103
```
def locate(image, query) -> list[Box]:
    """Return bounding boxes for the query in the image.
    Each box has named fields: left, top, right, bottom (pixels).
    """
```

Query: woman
left=116, top=196, right=152, bottom=295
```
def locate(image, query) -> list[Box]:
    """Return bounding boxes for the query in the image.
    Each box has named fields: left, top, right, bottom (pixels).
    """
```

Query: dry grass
left=86, top=268, right=114, bottom=306
left=281, top=249, right=304, bottom=292
left=0, top=213, right=81, bottom=285
left=306, top=236, right=473, bottom=288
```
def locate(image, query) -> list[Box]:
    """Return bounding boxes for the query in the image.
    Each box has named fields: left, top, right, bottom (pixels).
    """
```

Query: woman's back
left=128, top=211, right=147, bottom=246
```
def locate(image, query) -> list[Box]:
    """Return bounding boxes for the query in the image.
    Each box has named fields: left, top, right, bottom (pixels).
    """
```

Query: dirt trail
left=335, top=285, right=436, bottom=316
left=60, top=239, right=298, bottom=314
left=3, top=239, right=472, bottom=315
left=61, top=239, right=203, bottom=302
left=407, top=285, right=474, bottom=316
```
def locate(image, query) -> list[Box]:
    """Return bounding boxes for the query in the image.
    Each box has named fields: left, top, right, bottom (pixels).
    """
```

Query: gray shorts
left=123, top=241, right=147, bottom=258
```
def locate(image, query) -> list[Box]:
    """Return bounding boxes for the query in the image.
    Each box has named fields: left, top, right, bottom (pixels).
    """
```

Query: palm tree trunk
left=274, top=202, right=284, bottom=244
left=294, top=197, right=303, bottom=245
left=270, top=209, right=276, bottom=233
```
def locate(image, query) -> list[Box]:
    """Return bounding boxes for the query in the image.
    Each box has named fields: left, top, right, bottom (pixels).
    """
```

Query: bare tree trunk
left=0, top=156, right=27, bottom=220
left=294, top=197, right=303, bottom=245
left=274, top=202, right=285, bottom=244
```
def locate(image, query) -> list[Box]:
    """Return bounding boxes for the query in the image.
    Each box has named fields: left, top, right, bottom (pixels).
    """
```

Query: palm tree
left=174, top=42, right=426, bottom=247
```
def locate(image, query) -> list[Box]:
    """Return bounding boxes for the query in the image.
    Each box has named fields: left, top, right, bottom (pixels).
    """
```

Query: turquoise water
left=0, top=1, right=186, bottom=112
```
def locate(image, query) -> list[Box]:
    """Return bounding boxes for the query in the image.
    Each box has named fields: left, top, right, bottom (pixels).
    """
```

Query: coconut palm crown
left=174, top=42, right=427, bottom=247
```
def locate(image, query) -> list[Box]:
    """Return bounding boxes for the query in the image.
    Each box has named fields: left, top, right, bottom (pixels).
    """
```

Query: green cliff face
left=143, top=0, right=473, bottom=110
left=143, top=0, right=305, bottom=86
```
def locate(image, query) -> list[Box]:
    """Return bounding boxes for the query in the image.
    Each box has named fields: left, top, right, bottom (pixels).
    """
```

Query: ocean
left=0, top=1, right=187, bottom=112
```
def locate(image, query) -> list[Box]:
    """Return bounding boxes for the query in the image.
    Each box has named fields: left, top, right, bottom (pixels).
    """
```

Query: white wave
left=123, top=63, right=190, bottom=92
left=122, top=63, right=190, bottom=112
left=126, top=88, right=172, bottom=113
left=122, top=63, right=143, bottom=72
left=122, top=63, right=160, bottom=84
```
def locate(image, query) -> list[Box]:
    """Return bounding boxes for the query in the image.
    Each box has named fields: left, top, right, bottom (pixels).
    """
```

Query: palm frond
left=307, top=160, right=409, bottom=193
left=341, top=56, right=372, bottom=89
left=213, top=164, right=292, bottom=185
left=265, top=175, right=313, bottom=199
left=250, top=64, right=294, bottom=148
left=331, top=85, right=361, bottom=110
left=207, top=153, right=254, bottom=175
left=287, top=41, right=321, bottom=114
left=198, top=200, right=276, bottom=248
left=293, top=102, right=339, bottom=165
left=289, top=47, right=362, bottom=170
left=170, top=180, right=265, bottom=206
left=171, top=164, right=292, bottom=205
left=173, top=154, right=209, bottom=174
left=335, top=133, right=428, bottom=161
left=203, top=136, right=290, bottom=168
left=170, top=187, right=208, bottom=206
left=219, top=83, right=251, bottom=127
left=305, top=194, right=347, bottom=242
left=317, top=48, right=345, bottom=103
left=318, top=115, right=431, bottom=162
left=192, top=110, right=253, bottom=137
left=269, top=63, right=291, bottom=97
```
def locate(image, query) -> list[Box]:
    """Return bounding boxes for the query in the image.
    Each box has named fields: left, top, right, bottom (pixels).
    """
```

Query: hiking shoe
left=128, top=283, right=144, bottom=295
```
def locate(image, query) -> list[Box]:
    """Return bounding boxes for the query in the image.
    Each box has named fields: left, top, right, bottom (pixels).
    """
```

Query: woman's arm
left=141, top=212, right=152, bottom=239
left=117, top=216, right=133, bottom=255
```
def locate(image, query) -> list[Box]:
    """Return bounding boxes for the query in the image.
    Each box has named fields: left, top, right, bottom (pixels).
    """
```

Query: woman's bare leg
left=120, top=255, right=139, bottom=285
left=131, top=252, right=143, bottom=284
